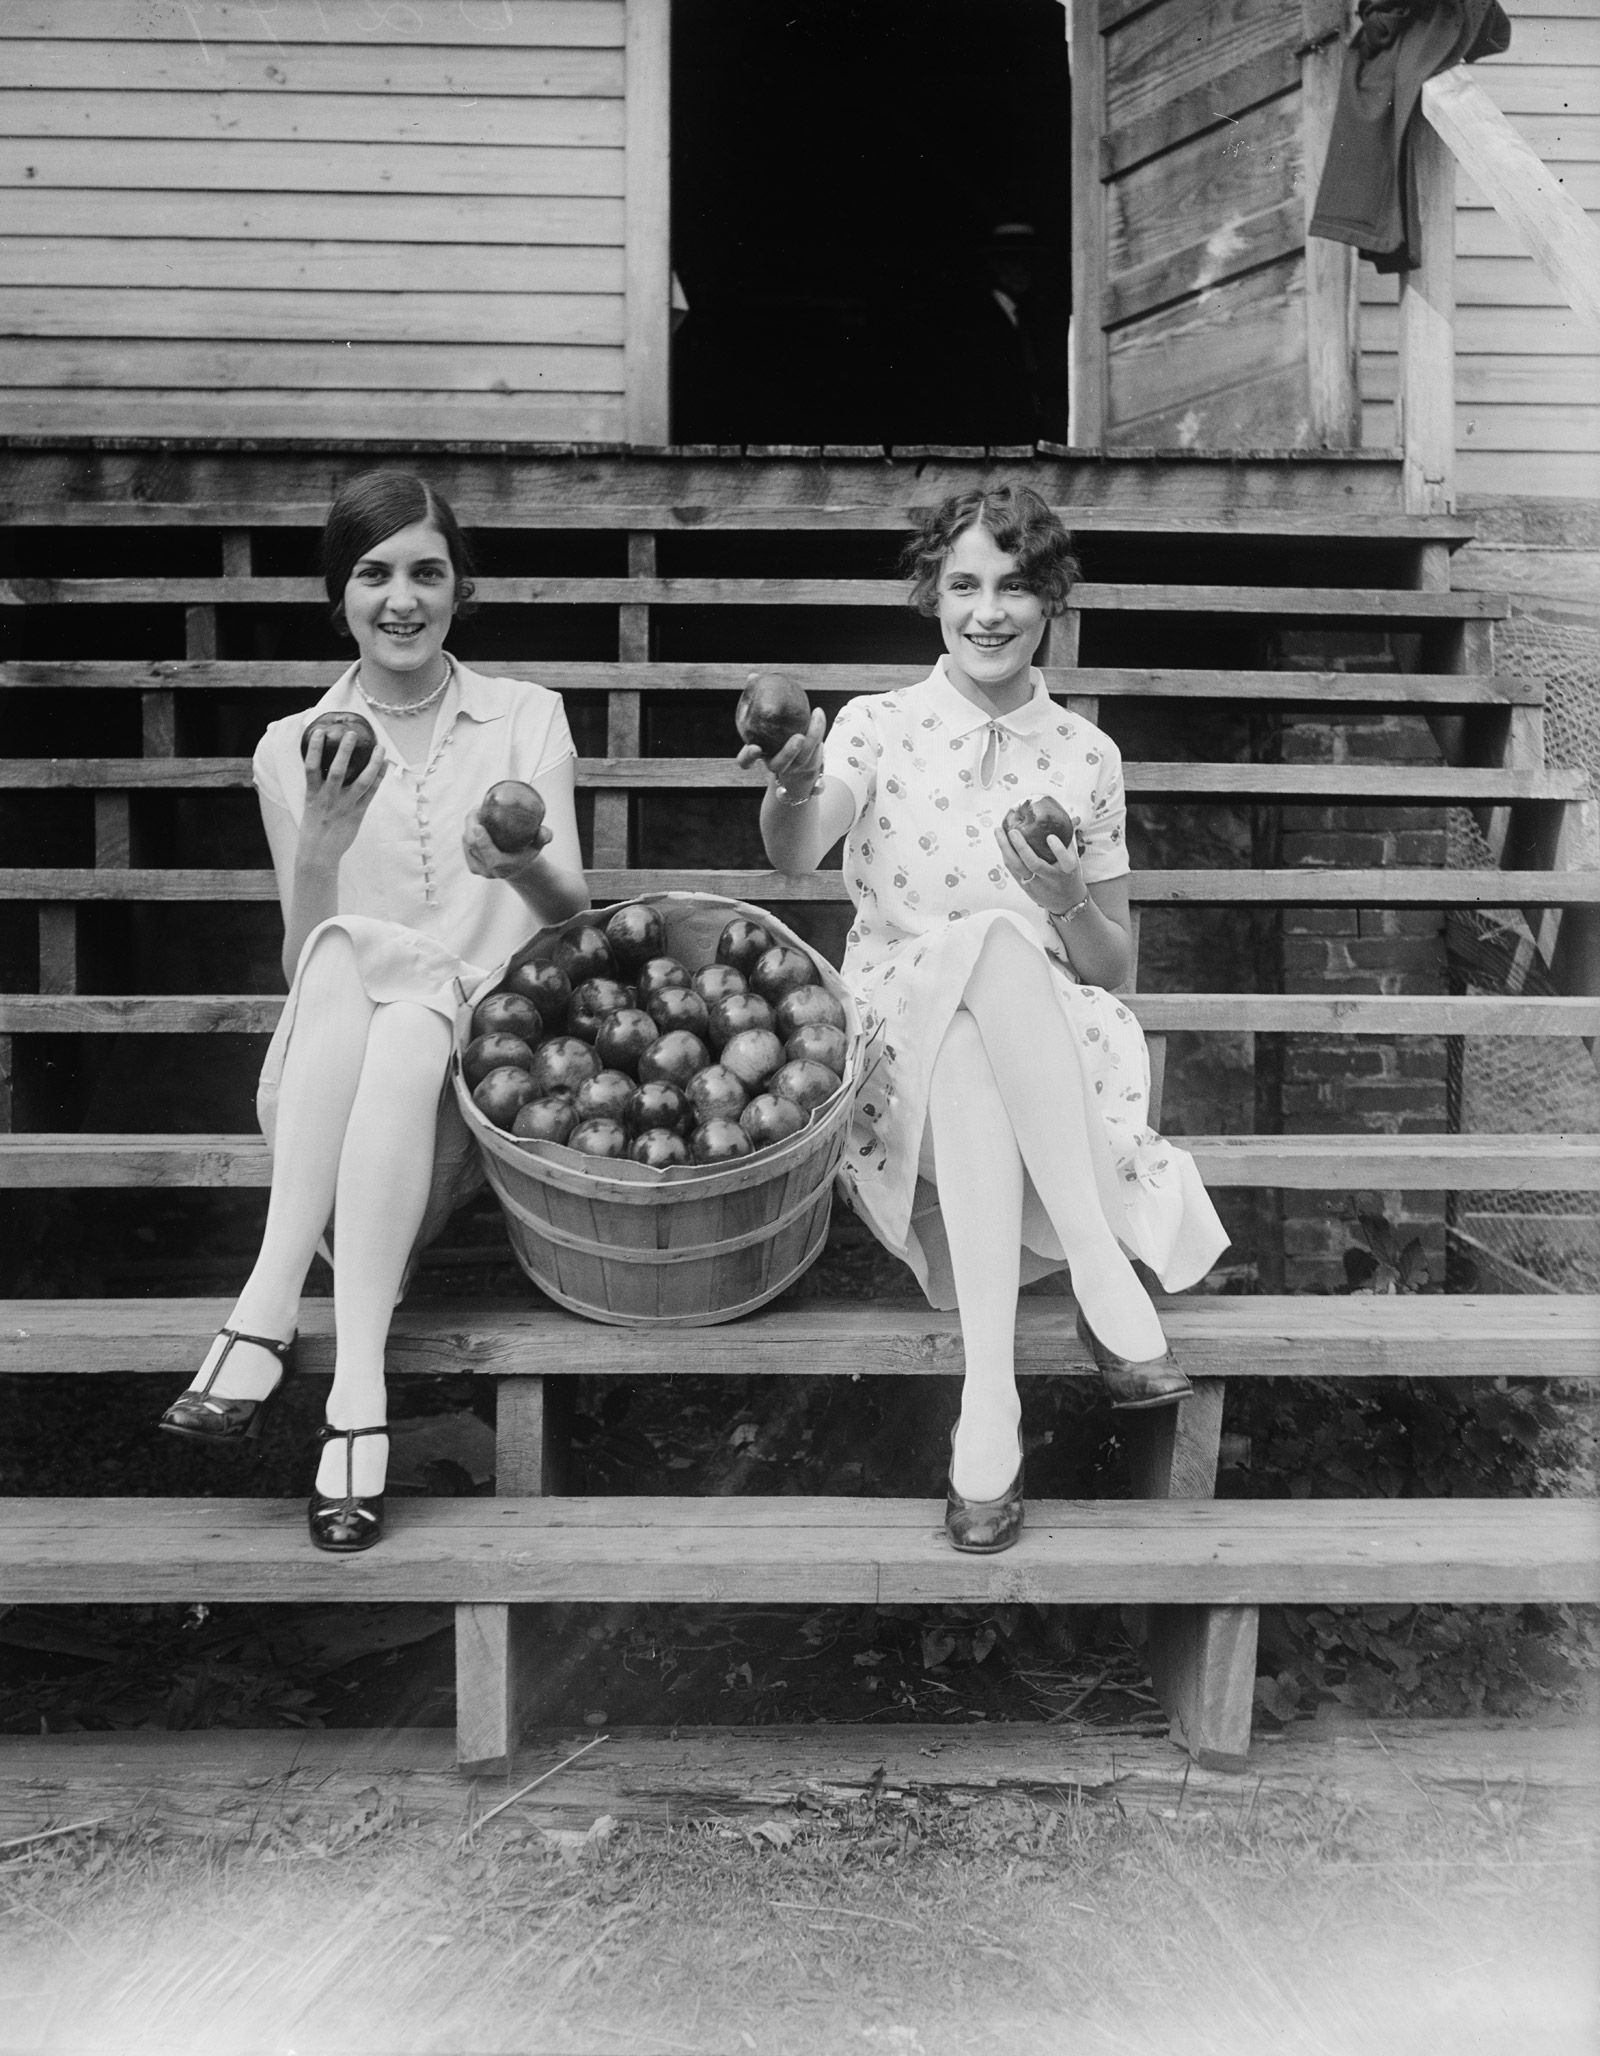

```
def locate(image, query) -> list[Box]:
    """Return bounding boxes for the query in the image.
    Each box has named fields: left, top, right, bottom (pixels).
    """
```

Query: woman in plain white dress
left=157, top=471, right=589, bottom=1552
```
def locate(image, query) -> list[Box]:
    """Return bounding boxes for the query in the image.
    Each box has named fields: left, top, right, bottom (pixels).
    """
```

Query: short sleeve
left=1079, top=735, right=1129, bottom=883
left=532, top=695, right=577, bottom=779
left=252, top=719, right=295, bottom=816
left=822, top=695, right=882, bottom=824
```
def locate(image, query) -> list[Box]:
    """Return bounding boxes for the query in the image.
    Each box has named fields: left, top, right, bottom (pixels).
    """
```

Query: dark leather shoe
left=1076, top=1310, right=1192, bottom=1411
left=308, top=1425, right=388, bottom=1554
left=945, top=1426, right=1025, bottom=1554
left=159, top=1328, right=295, bottom=1449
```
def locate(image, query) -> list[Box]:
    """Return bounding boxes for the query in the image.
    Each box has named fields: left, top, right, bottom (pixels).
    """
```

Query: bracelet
left=1051, top=894, right=1093, bottom=928
left=777, top=779, right=819, bottom=807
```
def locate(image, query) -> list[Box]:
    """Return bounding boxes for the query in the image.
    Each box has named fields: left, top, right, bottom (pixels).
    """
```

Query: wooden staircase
left=2, top=446, right=1596, bottom=1776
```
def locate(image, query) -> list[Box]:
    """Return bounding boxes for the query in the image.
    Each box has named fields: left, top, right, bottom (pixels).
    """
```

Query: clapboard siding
left=0, top=0, right=662, bottom=445
left=1359, top=7, right=1600, bottom=497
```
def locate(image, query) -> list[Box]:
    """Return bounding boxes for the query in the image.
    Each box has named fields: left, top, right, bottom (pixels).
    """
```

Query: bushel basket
left=455, top=893, right=862, bottom=1327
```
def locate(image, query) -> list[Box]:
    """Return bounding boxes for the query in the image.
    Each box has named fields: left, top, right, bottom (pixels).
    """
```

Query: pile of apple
left=462, top=905, right=849, bottom=1169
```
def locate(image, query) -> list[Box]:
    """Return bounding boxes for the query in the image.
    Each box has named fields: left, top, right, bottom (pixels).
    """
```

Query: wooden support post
left=37, top=908, right=77, bottom=996
left=1396, top=119, right=1457, bottom=516
left=623, top=0, right=671, bottom=445
left=0, top=1034, right=11, bottom=1132
left=591, top=536, right=651, bottom=874
left=1300, top=2, right=1361, bottom=448
left=141, top=692, right=177, bottom=758
left=94, top=796, right=131, bottom=869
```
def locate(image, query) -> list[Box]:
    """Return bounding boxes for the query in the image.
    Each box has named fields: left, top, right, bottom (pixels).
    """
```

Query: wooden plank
left=36, top=908, right=76, bottom=996
left=0, top=290, right=623, bottom=348
left=1472, top=63, right=1600, bottom=119
left=1070, top=0, right=1108, bottom=445
left=1104, top=0, right=1289, bottom=135
left=0, top=140, right=627, bottom=198
left=1, top=1495, right=1593, bottom=1606
left=1106, top=259, right=1308, bottom=440
left=1366, top=355, right=1600, bottom=408
left=1107, top=93, right=1303, bottom=282
left=0, top=4, right=627, bottom=45
left=0, top=393, right=627, bottom=444
left=1100, top=43, right=1298, bottom=180
left=0, top=89, right=624, bottom=148
left=1, top=188, right=626, bottom=246
left=0, top=240, right=625, bottom=295
left=5, top=1294, right=1597, bottom=1383
left=1144, top=1604, right=1258, bottom=1771
left=0, top=339, right=626, bottom=396
left=1105, top=198, right=1305, bottom=328
left=623, top=0, right=671, bottom=446
left=1301, top=4, right=1361, bottom=447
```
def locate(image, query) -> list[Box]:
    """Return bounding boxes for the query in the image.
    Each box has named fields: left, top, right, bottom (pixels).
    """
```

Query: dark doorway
left=670, top=0, right=1072, bottom=447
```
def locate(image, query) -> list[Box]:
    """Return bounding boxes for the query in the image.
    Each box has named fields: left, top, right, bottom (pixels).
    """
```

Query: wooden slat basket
left=455, top=894, right=863, bottom=1327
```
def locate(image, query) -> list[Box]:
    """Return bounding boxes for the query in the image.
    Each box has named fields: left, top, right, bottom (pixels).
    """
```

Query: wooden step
left=2, top=1495, right=1592, bottom=1605
left=2, top=1132, right=1595, bottom=1189
left=5, top=1293, right=1595, bottom=1382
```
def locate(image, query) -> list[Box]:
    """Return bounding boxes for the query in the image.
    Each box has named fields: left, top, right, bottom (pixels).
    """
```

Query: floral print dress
left=821, top=658, right=1228, bottom=1310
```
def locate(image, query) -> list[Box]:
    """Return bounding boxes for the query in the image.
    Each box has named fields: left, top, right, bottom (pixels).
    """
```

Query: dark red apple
left=638, top=1030, right=711, bottom=1089
left=569, top=1118, right=628, bottom=1160
left=750, top=945, right=818, bottom=1007
left=471, top=990, right=544, bottom=1046
left=604, top=903, right=667, bottom=977
left=512, top=1095, right=579, bottom=1146
left=741, top=1093, right=806, bottom=1149
left=690, top=1118, right=753, bottom=1165
left=596, top=1007, right=660, bottom=1074
left=471, top=1066, right=539, bottom=1131
left=627, top=1079, right=691, bottom=1136
left=479, top=780, right=546, bottom=853
left=692, top=962, right=746, bottom=1008
left=647, top=987, right=711, bottom=1040
left=1003, top=794, right=1080, bottom=864
left=716, top=917, right=776, bottom=976
left=706, top=990, right=775, bottom=1052
left=775, top=985, right=847, bottom=1040
left=575, top=1069, right=637, bottom=1126
left=637, top=956, right=690, bottom=1008
left=734, top=672, right=812, bottom=757
left=768, top=1058, right=841, bottom=1113
left=631, top=1128, right=689, bottom=1168
left=503, top=957, right=572, bottom=1031
left=553, top=924, right=615, bottom=985
left=462, top=1032, right=536, bottom=1090
left=568, top=977, right=633, bottom=1044
left=720, top=1027, right=784, bottom=1092
left=301, top=710, right=377, bottom=784
left=685, top=1064, right=747, bottom=1126
left=530, top=1036, right=602, bottom=1096
left=786, top=1022, right=848, bottom=1075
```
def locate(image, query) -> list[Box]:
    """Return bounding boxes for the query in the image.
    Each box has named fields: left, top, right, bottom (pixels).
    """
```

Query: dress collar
left=920, top=655, right=1055, bottom=738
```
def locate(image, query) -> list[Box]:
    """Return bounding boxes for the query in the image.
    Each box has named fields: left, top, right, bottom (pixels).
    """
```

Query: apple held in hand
left=647, top=987, right=711, bottom=1040
left=512, top=1095, right=579, bottom=1146
left=636, top=956, right=690, bottom=1008
left=690, top=1118, right=753, bottom=1165
left=472, top=1066, right=539, bottom=1131
left=750, top=946, right=818, bottom=1007
left=735, top=672, right=812, bottom=758
left=568, top=977, right=633, bottom=1044
left=569, top=1118, right=629, bottom=1160
left=786, top=1022, right=848, bottom=1075
left=768, top=1058, right=841, bottom=1112
left=716, top=916, right=776, bottom=976
left=596, top=1007, right=660, bottom=1075
left=531, top=1035, right=602, bottom=1096
left=627, top=1079, right=691, bottom=1136
left=631, top=1128, right=689, bottom=1168
left=1004, top=794, right=1081, bottom=864
left=503, top=957, right=572, bottom=1031
left=604, top=903, right=667, bottom=977
left=479, top=780, right=546, bottom=853
left=462, top=1032, right=536, bottom=1089
left=301, top=710, right=378, bottom=783
left=720, top=1027, right=785, bottom=1092
left=685, top=1064, right=748, bottom=1127
left=706, top=990, right=775, bottom=1053
left=639, top=1029, right=711, bottom=1089
left=575, top=1069, right=637, bottom=1126
left=470, top=991, right=543, bottom=1047
left=553, top=924, right=615, bottom=985
left=692, top=962, right=746, bottom=1008
left=741, top=1093, right=806, bottom=1149
left=775, top=985, right=846, bottom=1040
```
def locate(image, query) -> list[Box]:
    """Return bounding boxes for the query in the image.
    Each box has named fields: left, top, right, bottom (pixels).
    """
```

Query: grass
left=2, top=1773, right=1595, bottom=2053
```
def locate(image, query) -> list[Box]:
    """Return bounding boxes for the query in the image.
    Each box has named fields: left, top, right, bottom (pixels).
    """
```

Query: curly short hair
left=321, top=468, right=478, bottom=629
left=901, top=484, right=1078, bottom=618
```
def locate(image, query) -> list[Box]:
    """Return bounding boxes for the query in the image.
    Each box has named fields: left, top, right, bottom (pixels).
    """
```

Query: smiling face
left=935, top=523, right=1049, bottom=706
left=341, top=517, right=457, bottom=696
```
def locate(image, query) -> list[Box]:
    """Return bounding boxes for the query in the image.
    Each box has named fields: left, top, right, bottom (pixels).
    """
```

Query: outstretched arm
left=461, top=753, right=590, bottom=925
left=739, top=708, right=857, bottom=874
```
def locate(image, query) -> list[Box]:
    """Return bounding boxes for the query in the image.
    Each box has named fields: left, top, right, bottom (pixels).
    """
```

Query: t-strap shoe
left=945, top=1425, right=1025, bottom=1554
left=1076, top=1310, right=1192, bottom=1411
left=308, top=1425, right=389, bottom=1554
left=158, top=1328, right=296, bottom=1449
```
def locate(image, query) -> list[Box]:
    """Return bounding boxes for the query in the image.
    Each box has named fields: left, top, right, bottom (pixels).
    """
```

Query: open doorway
left=670, top=0, right=1072, bottom=447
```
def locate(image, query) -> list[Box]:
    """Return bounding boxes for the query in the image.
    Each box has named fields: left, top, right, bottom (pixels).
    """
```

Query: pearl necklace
left=356, top=663, right=452, bottom=718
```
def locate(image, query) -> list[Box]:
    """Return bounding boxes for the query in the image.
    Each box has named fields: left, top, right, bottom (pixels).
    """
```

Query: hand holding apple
left=997, top=795, right=1089, bottom=917
left=736, top=702, right=828, bottom=804
left=299, top=717, right=388, bottom=865
left=463, top=786, right=554, bottom=885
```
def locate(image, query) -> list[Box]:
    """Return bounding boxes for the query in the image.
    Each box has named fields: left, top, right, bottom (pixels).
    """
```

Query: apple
left=503, top=957, right=572, bottom=1031
left=530, top=1035, right=602, bottom=1096
left=706, top=990, right=775, bottom=1052
left=685, top=1064, right=748, bottom=1126
left=553, top=924, right=615, bottom=985
left=647, top=987, right=711, bottom=1040
left=596, top=1007, right=660, bottom=1074
left=604, top=903, right=667, bottom=977
left=575, top=1069, right=637, bottom=1126
left=638, top=1029, right=710, bottom=1088
left=569, top=1118, right=628, bottom=1161
left=750, top=945, right=818, bottom=1006
left=472, top=1066, right=539, bottom=1131
left=471, top=991, right=544, bottom=1047
left=479, top=780, right=546, bottom=853
left=461, top=1032, right=536, bottom=1090
left=690, top=1118, right=753, bottom=1165
left=786, top=1022, right=848, bottom=1075
left=720, top=1027, right=785, bottom=1092
left=775, top=985, right=846, bottom=1040
left=301, top=710, right=377, bottom=784
left=734, top=672, right=812, bottom=757
left=637, top=956, right=690, bottom=1008
left=692, top=962, right=746, bottom=1008
left=741, top=1093, right=806, bottom=1149
left=512, top=1095, right=578, bottom=1146
left=631, top=1128, right=689, bottom=1168
left=768, top=1058, right=841, bottom=1113
left=568, top=977, right=633, bottom=1044
left=716, top=916, right=776, bottom=976
left=627, top=1079, right=692, bottom=1136
left=1003, top=794, right=1081, bottom=864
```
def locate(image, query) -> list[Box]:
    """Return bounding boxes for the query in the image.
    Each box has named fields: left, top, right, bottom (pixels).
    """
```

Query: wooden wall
left=0, top=0, right=670, bottom=444
left=1360, top=3, right=1600, bottom=498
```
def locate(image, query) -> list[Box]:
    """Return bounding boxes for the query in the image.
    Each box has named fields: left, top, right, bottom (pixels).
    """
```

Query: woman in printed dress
left=156, top=471, right=589, bottom=1552
left=740, top=485, right=1227, bottom=1552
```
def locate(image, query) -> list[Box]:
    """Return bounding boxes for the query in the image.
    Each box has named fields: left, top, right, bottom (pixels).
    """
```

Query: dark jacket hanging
left=1309, top=0, right=1511, bottom=273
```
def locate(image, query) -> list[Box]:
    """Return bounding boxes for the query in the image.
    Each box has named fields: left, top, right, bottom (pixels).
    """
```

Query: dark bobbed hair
left=901, top=484, right=1079, bottom=618
left=320, top=468, right=477, bottom=628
